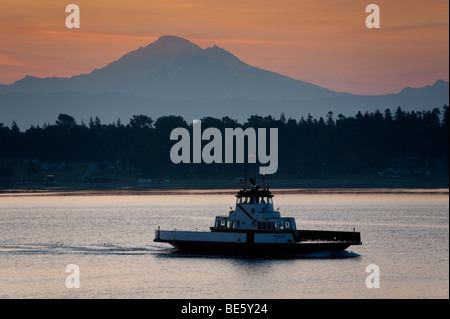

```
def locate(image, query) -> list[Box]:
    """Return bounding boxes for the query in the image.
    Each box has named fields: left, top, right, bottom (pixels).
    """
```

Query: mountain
left=0, top=35, right=448, bottom=128
left=0, top=35, right=336, bottom=100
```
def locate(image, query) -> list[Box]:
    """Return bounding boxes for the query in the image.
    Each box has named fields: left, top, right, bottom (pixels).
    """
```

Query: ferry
left=154, top=177, right=362, bottom=255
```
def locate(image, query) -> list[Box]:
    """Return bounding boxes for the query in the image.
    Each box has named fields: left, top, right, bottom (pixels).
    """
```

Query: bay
left=0, top=191, right=448, bottom=299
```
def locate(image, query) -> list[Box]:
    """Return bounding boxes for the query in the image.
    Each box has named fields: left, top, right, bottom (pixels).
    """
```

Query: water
left=0, top=191, right=448, bottom=299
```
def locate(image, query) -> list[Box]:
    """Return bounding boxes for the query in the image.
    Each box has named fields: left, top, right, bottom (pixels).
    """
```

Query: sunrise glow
left=0, top=0, right=448, bottom=94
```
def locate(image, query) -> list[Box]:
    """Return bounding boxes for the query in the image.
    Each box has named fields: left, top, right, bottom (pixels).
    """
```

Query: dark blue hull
left=155, top=239, right=361, bottom=256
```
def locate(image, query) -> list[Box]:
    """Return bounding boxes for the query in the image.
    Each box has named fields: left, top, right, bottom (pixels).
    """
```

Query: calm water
left=0, top=191, right=448, bottom=299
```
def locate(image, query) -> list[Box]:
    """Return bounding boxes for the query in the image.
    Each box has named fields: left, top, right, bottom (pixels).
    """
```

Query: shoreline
left=0, top=187, right=448, bottom=197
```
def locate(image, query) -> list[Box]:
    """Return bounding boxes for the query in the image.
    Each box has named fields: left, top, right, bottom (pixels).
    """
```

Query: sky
left=0, top=0, right=448, bottom=95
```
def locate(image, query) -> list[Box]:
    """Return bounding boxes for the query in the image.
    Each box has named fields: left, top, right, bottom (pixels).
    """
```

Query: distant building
left=0, top=157, right=38, bottom=164
left=138, top=179, right=153, bottom=184
left=86, top=173, right=110, bottom=184
left=40, top=161, right=66, bottom=170
left=44, top=175, right=56, bottom=186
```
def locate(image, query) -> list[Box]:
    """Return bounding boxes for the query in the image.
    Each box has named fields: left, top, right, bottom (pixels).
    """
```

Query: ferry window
left=278, top=222, right=284, bottom=230
left=260, top=197, right=265, bottom=204
left=285, top=222, right=290, bottom=229
left=257, top=222, right=262, bottom=229
left=262, top=222, right=267, bottom=230
left=227, top=221, right=230, bottom=228
left=216, top=221, right=220, bottom=228
left=267, top=222, right=273, bottom=230
left=221, top=220, right=225, bottom=227
left=268, top=197, right=273, bottom=204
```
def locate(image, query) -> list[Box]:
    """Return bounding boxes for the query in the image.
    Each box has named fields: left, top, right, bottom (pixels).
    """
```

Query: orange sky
left=0, top=0, right=448, bottom=94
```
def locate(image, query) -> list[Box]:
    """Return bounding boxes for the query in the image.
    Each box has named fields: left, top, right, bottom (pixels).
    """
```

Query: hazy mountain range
left=0, top=35, right=448, bottom=128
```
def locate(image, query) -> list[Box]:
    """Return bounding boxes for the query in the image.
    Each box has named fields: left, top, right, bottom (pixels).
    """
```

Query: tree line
left=0, top=106, right=448, bottom=180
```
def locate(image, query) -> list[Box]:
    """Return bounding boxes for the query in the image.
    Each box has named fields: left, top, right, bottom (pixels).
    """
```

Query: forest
left=0, top=105, right=448, bottom=186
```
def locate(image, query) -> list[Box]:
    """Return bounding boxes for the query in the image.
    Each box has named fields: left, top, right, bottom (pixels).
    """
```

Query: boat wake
left=0, top=243, right=359, bottom=260
left=0, top=243, right=172, bottom=256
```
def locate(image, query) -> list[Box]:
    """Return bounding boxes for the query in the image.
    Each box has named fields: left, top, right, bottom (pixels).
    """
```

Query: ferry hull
left=158, top=240, right=358, bottom=256
left=154, top=229, right=361, bottom=256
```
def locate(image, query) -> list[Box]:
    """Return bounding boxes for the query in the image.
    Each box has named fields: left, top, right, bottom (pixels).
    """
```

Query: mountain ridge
left=0, top=35, right=339, bottom=99
left=0, top=35, right=448, bottom=128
